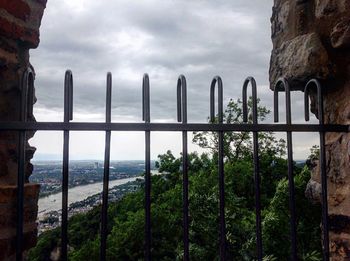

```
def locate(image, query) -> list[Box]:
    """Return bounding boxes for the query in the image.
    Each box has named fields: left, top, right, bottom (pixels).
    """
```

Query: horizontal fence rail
left=1, top=122, right=349, bottom=132
left=11, top=69, right=350, bottom=261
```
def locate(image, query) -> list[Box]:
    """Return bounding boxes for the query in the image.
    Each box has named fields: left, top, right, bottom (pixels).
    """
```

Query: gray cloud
left=31, top=0, right=274, bottom=122
left=29, top=0, right=320, bottom=160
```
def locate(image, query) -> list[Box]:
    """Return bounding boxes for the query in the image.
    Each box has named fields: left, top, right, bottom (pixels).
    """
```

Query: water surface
left=38, top=177, right=138, bottom=218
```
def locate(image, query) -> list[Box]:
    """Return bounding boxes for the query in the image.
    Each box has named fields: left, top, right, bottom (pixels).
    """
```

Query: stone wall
left=0, top=0, right=46, bottom=259
left=270, top=0, right=350, bottom=260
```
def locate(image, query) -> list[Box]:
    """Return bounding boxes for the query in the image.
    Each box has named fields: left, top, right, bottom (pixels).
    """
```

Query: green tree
left=306, top=145, right=320, bottom=169
left=192, top=98, right=286, bottom=161
left=262, top=166, right=321, bottom=260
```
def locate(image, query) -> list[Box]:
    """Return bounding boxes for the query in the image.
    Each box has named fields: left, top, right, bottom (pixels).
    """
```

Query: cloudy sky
left=29, top=0, right=319, bottom=161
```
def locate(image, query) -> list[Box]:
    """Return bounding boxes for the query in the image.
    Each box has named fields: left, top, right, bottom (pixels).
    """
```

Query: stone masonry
left=270, top=0, right=350, bottom=260
left=0, top=0, right=46, bottom=260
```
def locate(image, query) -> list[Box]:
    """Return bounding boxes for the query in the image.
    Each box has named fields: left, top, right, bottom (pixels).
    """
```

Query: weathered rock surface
left=0, top=0, right=46, bottom=259
left=270, top=0, right=350, bottom=259
left=0, top=184, right=40, bottom=260
left=331, top=19, right=350, bottom=49
left=270, top=33, right=331, bottom=90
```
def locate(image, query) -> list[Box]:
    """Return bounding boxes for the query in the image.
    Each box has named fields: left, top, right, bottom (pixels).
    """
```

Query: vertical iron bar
left=274, top=78, right=297, bottom=260
left=61, top=70, right=73, bottom=261
left=286, top=131, right=297, bottom=260
left=100, top=72, right=112, bottom=261
left=218, top=130, right=225, bottom=261
left=304, top=79, right=329, bottom=260
left=177, top=75, right=189, bottom=260
left=319, top=130, right=329, bottom=261
left=16, top=131, right=25, bottom=261
left=145, top=131, right=151, bottom=260
left=62, top=130, right=69, bottom=260
left=143, top=74, right=151, bottom=260
left=182, top=131, right=189, bottom=260
left=252, top=131, right=262, bottom=260
left=210, top=76, right=226, bottom=260
left=16, top=69, right=32, bottom=261
left=319, top=82, right=329, bottom=261
left=243, top=77, right=262, bottom=260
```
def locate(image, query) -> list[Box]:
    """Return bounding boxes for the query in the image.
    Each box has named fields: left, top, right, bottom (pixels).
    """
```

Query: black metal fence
left=7, top=68, right=349, bottom=261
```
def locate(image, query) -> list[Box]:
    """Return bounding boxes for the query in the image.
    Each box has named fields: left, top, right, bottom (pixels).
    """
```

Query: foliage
left=306, top=145, right=320, bottom=169
left=192, top=98, right=286, bottom=161
left=262, top=166, right=321, bottom=259
left=27, top=228, right=60, bottom=261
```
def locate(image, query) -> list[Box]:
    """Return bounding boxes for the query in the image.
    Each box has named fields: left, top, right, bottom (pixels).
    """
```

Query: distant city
left=31, top=160, right=156, bottom=234
left=30, top=160, right=155, bottom=197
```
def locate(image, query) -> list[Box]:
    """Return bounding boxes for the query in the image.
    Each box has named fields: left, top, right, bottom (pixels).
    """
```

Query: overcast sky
left=29, top=0, right=319, bottom=161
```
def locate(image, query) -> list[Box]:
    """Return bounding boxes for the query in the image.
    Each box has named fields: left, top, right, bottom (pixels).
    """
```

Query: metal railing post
left=177, top=75, right=189, bottom=261
left=304, top=79, right=329, bottom=261
left=242, top=76, right=263, bottom=261
left=142, top=74, right=151, bottom=261
left=274, top=78, right=297, bottom=260
left=210, top=76, right=226, bottom=260
left=61, top=70, right=73, bottom=261
left=100, top=72, right=112, bottom=261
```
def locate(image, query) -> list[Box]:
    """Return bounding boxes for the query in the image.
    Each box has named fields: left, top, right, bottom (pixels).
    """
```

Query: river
left=38, top=177, right=138, bottom=218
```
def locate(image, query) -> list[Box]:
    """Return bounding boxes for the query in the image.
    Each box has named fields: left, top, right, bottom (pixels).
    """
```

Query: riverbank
left=38, top=176, right=140, bottom=218
left=38, top=178, right=143, bottom=234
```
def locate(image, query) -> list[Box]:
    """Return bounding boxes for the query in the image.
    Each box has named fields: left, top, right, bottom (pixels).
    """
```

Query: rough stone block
left=327, top=133, right=350, bottom=186
left=0, top=0, right=31, bottom=21
left=305, top=179, right=322, bottom=204
left=33, top=0, right=47, bottom=7
left=0, top=17, right=40, bottom=48
left=331, top=19, right=350, bottom=49
left=0, top=184, right=40, bottom=260
left=269, top=32, right=331, bottom=90
left=315, top=0, right=338, bottom=18
left=0, top=185, right=39, bottom=227
left=0, top=229, right=38, bottom=260
left=0, top=184, right=40, bottom=204
left=0, top=48, right=17, bottom=64
left=271, top=1, right=290, bottom=41
left=330, top=232, right=350, bottom=260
